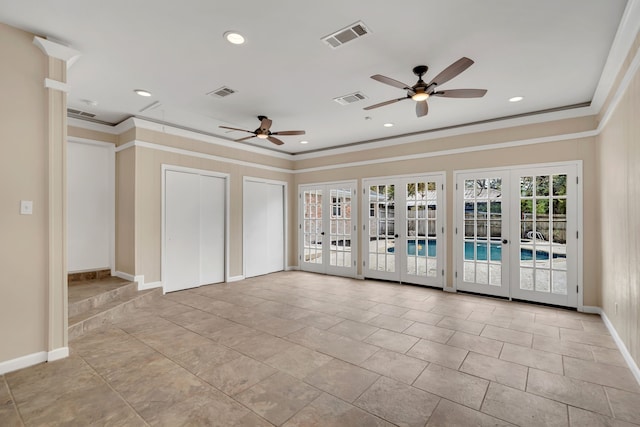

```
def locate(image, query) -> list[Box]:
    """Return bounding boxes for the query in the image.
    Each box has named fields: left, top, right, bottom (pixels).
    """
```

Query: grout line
left=3, top=375, right=26, bottom=427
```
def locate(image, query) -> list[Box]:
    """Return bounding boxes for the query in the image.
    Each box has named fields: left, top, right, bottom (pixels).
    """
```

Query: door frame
left=298, top=180, right=358, bottom=278
left=161, top=164, right=230, bottom=292
left=242, top=176, right=288, bottom=278
left=361, top=171, right=447, bottom=288
left=452, top=161, right=583, bottom=308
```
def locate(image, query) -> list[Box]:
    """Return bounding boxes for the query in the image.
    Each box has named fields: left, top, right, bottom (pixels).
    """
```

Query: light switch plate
left=20, top=200, right=33, bottom=215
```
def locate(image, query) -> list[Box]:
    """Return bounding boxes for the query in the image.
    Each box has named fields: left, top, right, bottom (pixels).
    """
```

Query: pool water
left=388, top=239, right=565, bottom=261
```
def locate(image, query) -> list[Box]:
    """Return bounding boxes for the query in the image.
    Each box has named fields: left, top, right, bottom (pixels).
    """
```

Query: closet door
left=164, top=168, right=226, bottom=293
left=244, top=180, right=285, bottom=278
left=164, top=170, right=201, bottom=292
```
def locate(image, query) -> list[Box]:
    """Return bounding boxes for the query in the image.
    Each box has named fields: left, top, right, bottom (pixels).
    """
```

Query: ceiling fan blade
left=235, top=135, right=256, bottom=142
left=433, top=89, right=487, bottom=98
left=267, top=136, right=285, bottom=145
left=260, top=117, right=273, bottom=131
left=271, top=130, right=305, bottom=136
left=363, top=97, right=408, bottom=110
left=219, top=125, right=253, bottom=133
left=371, top=74, right=412, bottom=91
left=428, top=57, right=474, bottom=87
left=416, top=100, right=429, bottom=117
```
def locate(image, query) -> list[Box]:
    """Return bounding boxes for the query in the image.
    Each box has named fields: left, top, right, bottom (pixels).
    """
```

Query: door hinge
left=576, top=231, right=579, bottom=239
left=354, top=261, right=356, bottom=267
left=456, top=183, right=458, bottom=190
left=363, top=188, right=366, bottom=194
left=363, top=261, right=366, bottom=267
left=442, top=226, right=444, bottom=234
left=576, top=176, right=579, bottom=185
left=299, top=193, right=302, bottom=199
left=455, top=227, right=458, bottom=234
left=299, top=255, right=302, bottom=260
left=442, top=269, right=444, bottom=276
left=354, top=225, right=356, bottom=231
left=455, top=271, right=458, bottom=278
left=299, top=224, right=302, bottom=229
left=363, top=225, right=366, bottom=230
left=576, top=285, right=579, bottom=293
left=441, top=184, right=444, bottom=190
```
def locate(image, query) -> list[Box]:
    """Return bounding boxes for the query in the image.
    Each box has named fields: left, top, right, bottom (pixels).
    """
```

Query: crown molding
left=33, top=36, right=80, bottom=68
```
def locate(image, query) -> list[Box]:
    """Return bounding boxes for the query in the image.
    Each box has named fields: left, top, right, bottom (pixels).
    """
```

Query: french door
left=299, top=181, right=357, bottom=277
left=455, top=164, right=579, bottom=307
left=363, top=174, right=445, bottom=287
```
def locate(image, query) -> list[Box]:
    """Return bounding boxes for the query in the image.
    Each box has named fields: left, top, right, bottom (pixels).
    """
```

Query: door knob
left=395, top=234, right=399, bottom=238
left=502, top=239, right=508, bottom=244
left=321, top=232, right=325, bottom=235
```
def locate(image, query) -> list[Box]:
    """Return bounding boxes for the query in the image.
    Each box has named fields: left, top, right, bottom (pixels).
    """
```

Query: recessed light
left=300, top=140, right=309, bottom=144
left=383, top=123, right=394, bottom=127
left=134, top=89, right=152, bottom=97
left=509, top=96, right=524, bottom=102
left=224, top=31, right=245, bottom=45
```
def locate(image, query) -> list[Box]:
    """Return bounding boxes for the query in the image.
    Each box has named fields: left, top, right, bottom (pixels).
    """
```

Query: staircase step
left=69, top=288, right=161, bottom=340
left=69, top=279, right=138, bottom=318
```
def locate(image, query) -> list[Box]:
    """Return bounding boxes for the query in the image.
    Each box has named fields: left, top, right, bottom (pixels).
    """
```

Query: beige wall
left=128, top=131, right=295, bottom=284
left=68, top=126, right=117, bottom=144
left=597, top=56, right=640, bottom=365
left=0, top=24, right=49, bottom=362
left=294, top=134, right=599, bottom=305
left=116, top=148, right=136, bottom=275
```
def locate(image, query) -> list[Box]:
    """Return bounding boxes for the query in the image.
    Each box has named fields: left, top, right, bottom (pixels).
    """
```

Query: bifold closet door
left=244, top=180, right=284, bottom=278
left=164, top=170, right=225, bottom=293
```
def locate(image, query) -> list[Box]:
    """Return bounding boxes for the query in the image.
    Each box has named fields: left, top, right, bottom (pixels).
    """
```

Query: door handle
left=502, top=239, right=508, bottom=244
left=395, top=234, right=399, bottom=238
left=321, top=232, right=325, bottom=235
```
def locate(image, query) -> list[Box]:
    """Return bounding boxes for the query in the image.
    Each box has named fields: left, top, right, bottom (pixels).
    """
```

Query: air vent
left=334, top=92, right=367, bottom=105
left=67, top=108, right=95, bottom=118
left=322, top=21, right=370, bottom=49
left=208, top=86, right=237, bottom=98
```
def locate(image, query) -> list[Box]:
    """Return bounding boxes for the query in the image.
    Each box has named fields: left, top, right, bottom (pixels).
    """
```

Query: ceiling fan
left=364, top=57, right=487, bottom=117
left=219, top=115, right=305, bottom=145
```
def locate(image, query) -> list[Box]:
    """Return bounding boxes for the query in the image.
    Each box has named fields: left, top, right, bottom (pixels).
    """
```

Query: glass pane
left=552, top=246, right=567, bottom=270
left=464, top=262, right=475, bottom=282
left=490, top=243, right=502, bottom=262
left=417, top=220, right=426, bottom=237
left=536, top=199, right=549, bottom=216
left=489, top=178, right=502, bottom=193
left=489, top=264, right=501, bottom=286
left=552, top=174, right=567, bottom=196
left=477, top=202, right=488, bottom=219
left=553, top=199, right=566, bottom=219
left=535, top=246, right=551, bottom=267
left=536, top=176, right=550, bottom=197
left=465, top=202, right=474, bottom=219
left=521, top=200, right=533, bottom=218
left=407, top=256, right=416, bottom=275
left=552, top=270, right=567, bottom=295
left=520, top=268, right=534, bottom=290
left=427, top=258, right=437, bottom=277
left=428, top=239, right=437, bottom=258
left=535, top=269, right=550, bottom=292
left=477, top=222, right=487, bottom=238
left=417, top=257, right=426, bottom=277
left=369, top=254, right=376, bottom=269
left=553, top=222, right=566, bottom=244
left=465, top=221, right=475, bottom=238
left=476, top=263, right=488, bottom=284
left=465, top=180, right=475, bottom=198
left=521, top=221, right=533, bottom=241
left=536, top=222, right=549, bottom=241
left=521, top=176, right=534, bottom=197
left=490, top=221, right=502, bottom=240
left=490, top=201, right=502, bottom=218
left=477, top=242, right=488, bottom=261
left=344, top=202, right=351, bottom=219
left=464, top=241, right=474, bottom=260
left=476, top=179, right=487, bottom=198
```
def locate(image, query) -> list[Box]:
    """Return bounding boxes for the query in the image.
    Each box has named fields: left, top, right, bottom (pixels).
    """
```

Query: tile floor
left=2, top=271, right=640, bottom=426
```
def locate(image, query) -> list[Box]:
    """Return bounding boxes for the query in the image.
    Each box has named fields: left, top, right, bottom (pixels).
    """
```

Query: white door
left=299, top=182, right=357, bottom=277
left=363, top=174, right=445, bottom=287
left=455, top=164, right=579, bottom=307
left=244, top=179, right=285, bottom=278
left=164, top=169, right=226, bottom=293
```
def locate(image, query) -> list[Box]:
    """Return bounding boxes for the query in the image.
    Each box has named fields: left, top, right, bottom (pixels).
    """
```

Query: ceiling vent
left=208, top=86, right=237, bottom=98
left=67, top=108, right=96, bottom=118
left=322, top=21, right=370, bottom=49
left=334, top=91, right=368, bottom=105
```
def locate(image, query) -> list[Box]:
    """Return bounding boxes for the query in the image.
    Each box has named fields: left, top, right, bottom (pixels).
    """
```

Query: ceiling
left=0, top=0, right=631, bottom=154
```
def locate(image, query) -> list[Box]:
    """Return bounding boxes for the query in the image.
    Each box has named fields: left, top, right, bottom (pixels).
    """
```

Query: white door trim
left=161, top=164, right=230, bottom=292
left=242, top=176, right=288, bottom=278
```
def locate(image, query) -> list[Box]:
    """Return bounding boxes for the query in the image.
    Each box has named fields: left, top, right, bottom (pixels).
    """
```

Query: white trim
left=67, top=136, right=115, bottom=147
left=123, top=140, right=292, bottom=173
left=47, top=347, right=69, bottom=362
left=132, top=117, right=293, bottom=160
left=601, top=310, right=640, bottom=386
left=33, top=36, right=80, bottom=66
left=591, top=0, right=640, bottom=112
left=0, top=351, right=47, bottom=375
left=578, top=305, right=601, bottom=314
left=294, top=131, right=597, bottom=174
left=597, top=43, right=640, bottom=132
left=68, top=117, right=120, bottom=135
left=228, top=275, right=245, bottom=282
left=286, top=265, right=299, bottom=271
left=114, top=140, right=135, bottom=153
left=115, top=271, right=135, bottom=281
left=138, top=281, right=162, bottom=291
left=45, top=78, right=69, bottom=93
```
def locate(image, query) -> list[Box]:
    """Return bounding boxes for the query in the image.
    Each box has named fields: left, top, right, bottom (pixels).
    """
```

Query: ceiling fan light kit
left=364, top=57, right=487, bottom=117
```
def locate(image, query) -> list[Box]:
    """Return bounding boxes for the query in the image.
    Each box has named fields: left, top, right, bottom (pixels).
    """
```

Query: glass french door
left=455, top=164, right=579, bottom=307
left=299, top=182, right=357, bottom=277
left=363, top=174, right=445, bottom=287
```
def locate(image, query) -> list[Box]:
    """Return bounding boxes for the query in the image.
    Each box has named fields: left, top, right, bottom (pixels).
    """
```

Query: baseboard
left=0, top=351, right=47, bottom=375
left=578, top=305, right=601, bottom=314
left=115, top=271, right=135, bottom=281
left=227, top=275, right=244, bottom=283
left=600, top=310, right=640, bottom=386
left=356, top=275, right=365, bottom=280
left=443, top=286, right=457, bottom=293
left=286, top=265, right=299, bottom=271
left=138, top=281, right=162, bottom=291
left=48, top=347, right=69, bottom=362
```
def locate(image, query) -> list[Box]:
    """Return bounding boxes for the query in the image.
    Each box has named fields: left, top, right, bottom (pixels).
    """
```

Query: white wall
left=67, top=140, right=114, bottom=272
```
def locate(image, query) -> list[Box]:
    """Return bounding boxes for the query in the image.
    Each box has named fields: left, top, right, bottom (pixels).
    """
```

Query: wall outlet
left=20, top=200, right=33, bottom=215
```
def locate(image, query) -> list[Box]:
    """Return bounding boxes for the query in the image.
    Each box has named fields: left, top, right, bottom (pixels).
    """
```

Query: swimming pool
left=388, top=239, right=565, bottom=261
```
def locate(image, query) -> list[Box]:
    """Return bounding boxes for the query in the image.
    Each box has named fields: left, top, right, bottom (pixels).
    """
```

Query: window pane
left=521, top=176, right=533, bottom=197
left=552, top=270, right=567, bottom=295
left=535, top=269, right=550, bottom=292
left=552, top=174, right=567, bottom=196
left=520, top=268, right=534, bottom=290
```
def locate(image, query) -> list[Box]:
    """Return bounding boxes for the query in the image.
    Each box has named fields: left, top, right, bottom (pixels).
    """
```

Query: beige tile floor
left=2, top=271, right=640, bottom=426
